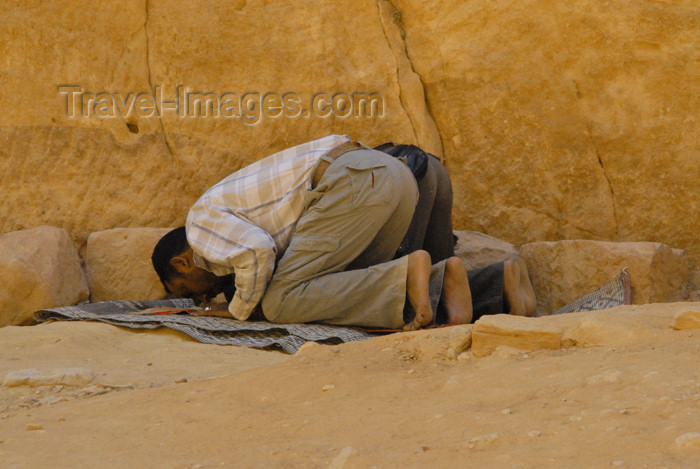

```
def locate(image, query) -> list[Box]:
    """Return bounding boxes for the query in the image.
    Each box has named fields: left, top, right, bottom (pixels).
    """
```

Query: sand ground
left=1, top=303, right=700, bottom=468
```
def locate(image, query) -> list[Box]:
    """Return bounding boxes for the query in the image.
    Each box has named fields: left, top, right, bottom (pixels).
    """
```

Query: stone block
left=520, top=240, right=689, bottom=315
left=85, top=228, right=172, bottom=302
left=0, top=226, right=88, bottom=326
left=471, top=314, right=563, bottom=357
left=454, top=230, right=519, bottom=270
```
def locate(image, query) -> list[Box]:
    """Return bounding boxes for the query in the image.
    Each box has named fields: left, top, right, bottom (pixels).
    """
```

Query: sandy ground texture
left=1, top=303, right=700, bottom=468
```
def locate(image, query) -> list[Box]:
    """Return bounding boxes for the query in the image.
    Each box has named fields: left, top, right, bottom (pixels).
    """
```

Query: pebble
left=467, top=433, right=499, bottom=449
left=26, top=424, right=43, bottom=431
left=444, top=375, right=459, bottom=387
left=457, top=351, right=473, bottom=361
left=527, top=430, right=541, bottom=437
left=611, top=461, right=624, bottom=466
left=174, top=377, right=188, bottom=384
left=321, top=384, right=335, bottom=391
left=329, top=446, right=356, bottom=469
left=39, top=396, right=68, bottom=406
left=675, top=432, right=700, bottom=448
left=586, top=371, right=621, bottom=385
left=502, top=408, right=512, bottom=415
left=77, top=385, right=109, bottom=397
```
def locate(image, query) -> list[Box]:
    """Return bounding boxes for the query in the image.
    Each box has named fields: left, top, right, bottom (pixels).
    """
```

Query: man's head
left=151, top=227, right=230, bottom=303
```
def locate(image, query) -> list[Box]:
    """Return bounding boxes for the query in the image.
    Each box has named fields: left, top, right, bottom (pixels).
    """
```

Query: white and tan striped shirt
left=185, top=134, right=351, bottom=320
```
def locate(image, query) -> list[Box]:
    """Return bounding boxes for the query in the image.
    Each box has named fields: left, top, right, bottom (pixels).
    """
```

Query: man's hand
left=190, top=302, right=232, bottom=318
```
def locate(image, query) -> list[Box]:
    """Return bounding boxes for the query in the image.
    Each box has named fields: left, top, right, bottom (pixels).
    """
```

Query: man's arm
left=186, top=205, right=277, bottom=320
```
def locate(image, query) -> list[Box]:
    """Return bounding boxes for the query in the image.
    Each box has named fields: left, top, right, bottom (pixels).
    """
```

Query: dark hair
left=374, top=142, right=430, bottom=180
left=151, top=226, right=189, bottom=292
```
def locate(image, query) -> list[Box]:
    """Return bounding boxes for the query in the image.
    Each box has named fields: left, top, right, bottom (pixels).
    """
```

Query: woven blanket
left=34, top=299, right=374, bottom=354
left=553, top=269, right=632, bottom=315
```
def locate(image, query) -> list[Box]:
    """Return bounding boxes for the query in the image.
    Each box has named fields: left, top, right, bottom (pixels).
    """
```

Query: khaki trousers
left=261, top=148, right=418, bottom=328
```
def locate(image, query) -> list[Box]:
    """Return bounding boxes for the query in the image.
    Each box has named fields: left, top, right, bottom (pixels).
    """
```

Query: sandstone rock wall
left=1, top=0, right=697, bottom=268
left=86, top=228, right=171, bottom=302
left=521, top=240, right=689, bottom=315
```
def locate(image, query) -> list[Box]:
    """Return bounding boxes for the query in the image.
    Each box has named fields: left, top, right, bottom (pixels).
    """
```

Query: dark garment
left=396, top=155, right=455, bottom=262
left=402, top=257, right=507, bottom=325
left=377, top=143, right=506, bottom=325
left=467, top=261, right=506, bottom=322
left=375, top=143, right=455, bottom=263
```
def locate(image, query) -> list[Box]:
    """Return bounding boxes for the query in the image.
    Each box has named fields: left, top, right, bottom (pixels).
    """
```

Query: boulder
left=520, top=240, right=689, bottom=315
left=471, top=314, right=563, bottom=357
left=0, top=226, right=88, bottom=326
left=454, top=230, right=519, bottom=270
left=85, top=228, right=172, bottom=301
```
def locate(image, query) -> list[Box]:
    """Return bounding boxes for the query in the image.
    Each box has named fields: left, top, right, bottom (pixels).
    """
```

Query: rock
left=380, top=326, right=474, bottom=361
left=3, top=368, right=95, bottom=387
left=675, top=432, right=700, bottom=449
left=395, top=0, right=700, bottom=271
left=0, top=0, right=697, bottom=274
left=454, top=231, right=519, bottom=270
left=329, top=446, right=356, bottom=469
left=565, top=316, right=638, bottom=347
left=85, top=227, right=172, bottom=301
left=26, top=424, right=43, bottom=431
left=0, top=226, right=89, bottom=326
left=1, top=0, right=698, bottom=278
left=471, top=314, right=562, bottom=357
left=447, top=325, right=472, bottom=359
left=585, top=371, right=621, bottom=385
left=521, top=240, right=689, bottom=315
left=671, top=310, right=700, bottom=330
left=295, top=341, right=323, bottom=356
left=467, top=433, right=499, bottom=449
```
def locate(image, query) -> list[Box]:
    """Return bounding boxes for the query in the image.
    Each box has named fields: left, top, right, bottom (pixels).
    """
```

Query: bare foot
left=403, top=250, right=433, bottom=331
left=503, top=257, right=536, bottom=317
left=440, top=257, right=473, bottom=324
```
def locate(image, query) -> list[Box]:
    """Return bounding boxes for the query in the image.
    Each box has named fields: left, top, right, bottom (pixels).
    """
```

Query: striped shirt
left=185, top=134, right=351, bottom=320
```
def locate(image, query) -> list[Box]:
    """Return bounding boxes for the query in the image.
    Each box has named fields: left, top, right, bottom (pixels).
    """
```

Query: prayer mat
left=552, top=269, right=632, bottom=315
left=34, top=299, right=374, bottom=354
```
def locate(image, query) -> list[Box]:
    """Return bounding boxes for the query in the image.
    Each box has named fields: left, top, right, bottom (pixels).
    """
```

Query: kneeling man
left=151, top=135, right=534, bottom=330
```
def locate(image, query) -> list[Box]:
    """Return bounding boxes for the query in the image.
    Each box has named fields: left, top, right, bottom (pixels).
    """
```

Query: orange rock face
left=0, top=0, right=697, bottom=271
